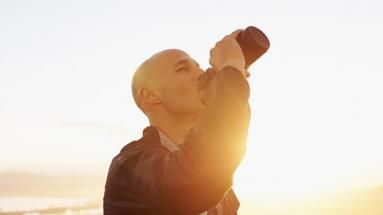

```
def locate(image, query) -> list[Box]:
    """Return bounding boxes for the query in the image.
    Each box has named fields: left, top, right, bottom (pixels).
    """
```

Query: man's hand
left=209, top=30, right=246, bottom=76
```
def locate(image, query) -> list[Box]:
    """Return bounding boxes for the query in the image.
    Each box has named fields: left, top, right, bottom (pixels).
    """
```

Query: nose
left=197, top=68, right=215, bottom=89
left=196, top=68, right=204, bottom=79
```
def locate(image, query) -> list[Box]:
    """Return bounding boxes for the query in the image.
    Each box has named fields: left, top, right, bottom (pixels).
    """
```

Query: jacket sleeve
left=135, top=66, right=250, bottom=214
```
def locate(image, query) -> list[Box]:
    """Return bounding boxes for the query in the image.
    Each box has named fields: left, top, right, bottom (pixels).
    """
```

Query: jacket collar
left=142, top=126, right=161, bottom=146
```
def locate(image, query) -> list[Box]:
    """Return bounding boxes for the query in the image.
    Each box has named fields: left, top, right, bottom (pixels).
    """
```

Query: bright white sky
left=1, top=0, right=383, bottom=201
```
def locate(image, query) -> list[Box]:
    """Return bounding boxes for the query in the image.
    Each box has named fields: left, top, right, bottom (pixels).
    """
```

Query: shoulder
left=112, top=127, right=168, bottom=170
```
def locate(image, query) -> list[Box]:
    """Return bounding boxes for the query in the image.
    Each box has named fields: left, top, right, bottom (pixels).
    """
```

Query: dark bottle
left=237, top=26, right=270, bottom=69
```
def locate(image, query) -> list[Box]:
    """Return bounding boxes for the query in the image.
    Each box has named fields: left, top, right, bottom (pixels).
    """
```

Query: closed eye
left=176, top=66, right=188, bottom=72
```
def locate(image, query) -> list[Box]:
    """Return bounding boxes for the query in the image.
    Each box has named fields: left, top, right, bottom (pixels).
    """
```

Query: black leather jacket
left=104, top=66, right=251, bottom=215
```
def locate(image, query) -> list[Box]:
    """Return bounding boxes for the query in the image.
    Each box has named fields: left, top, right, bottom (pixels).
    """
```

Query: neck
left=149, top=112, right=200, bottom=145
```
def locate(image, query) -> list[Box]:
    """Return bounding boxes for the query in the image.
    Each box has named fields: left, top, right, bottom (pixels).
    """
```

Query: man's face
left=156, top=50, right=205, bottom=116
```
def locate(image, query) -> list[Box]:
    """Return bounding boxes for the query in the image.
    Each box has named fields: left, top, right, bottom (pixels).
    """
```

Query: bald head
left=131, top=49, right=191, bottom=114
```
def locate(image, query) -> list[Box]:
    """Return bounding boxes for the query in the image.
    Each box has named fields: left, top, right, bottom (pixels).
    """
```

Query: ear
left=138, top=87, right=162, bottom=105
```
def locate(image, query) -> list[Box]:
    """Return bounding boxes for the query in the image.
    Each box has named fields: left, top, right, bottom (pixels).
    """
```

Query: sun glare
left=232, top=128, right=382, bottom=203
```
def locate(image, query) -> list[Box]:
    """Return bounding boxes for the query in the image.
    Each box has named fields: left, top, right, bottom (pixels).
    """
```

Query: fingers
left=208, top=28, right=246, bottom=73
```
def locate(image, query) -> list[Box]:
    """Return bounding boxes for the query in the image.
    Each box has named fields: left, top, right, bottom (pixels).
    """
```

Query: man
left=104, top=30, right=251, bottom=214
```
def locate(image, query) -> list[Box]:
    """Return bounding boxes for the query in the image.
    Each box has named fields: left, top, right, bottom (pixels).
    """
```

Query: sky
left=1, top=0, right=383, bottom=201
